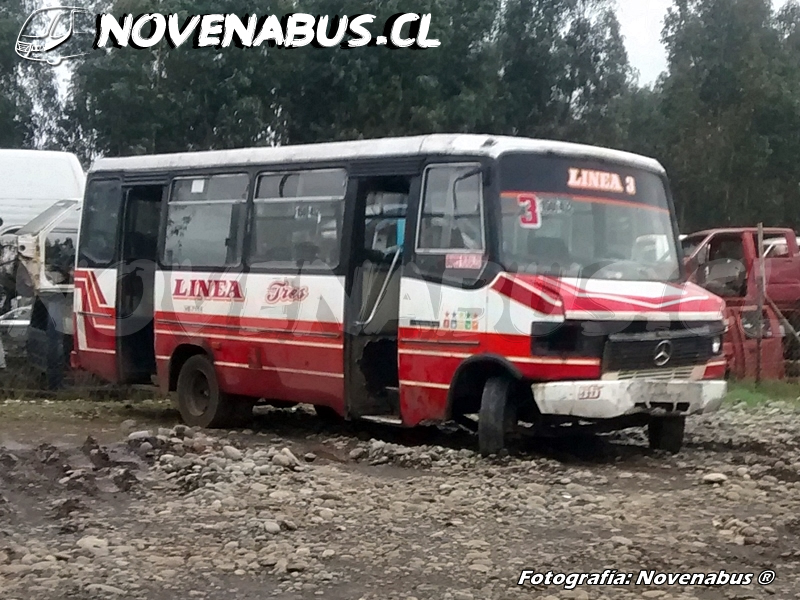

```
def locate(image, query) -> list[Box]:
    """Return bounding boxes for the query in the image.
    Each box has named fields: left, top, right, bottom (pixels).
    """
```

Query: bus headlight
left=711, top=336, right=722, bottom=355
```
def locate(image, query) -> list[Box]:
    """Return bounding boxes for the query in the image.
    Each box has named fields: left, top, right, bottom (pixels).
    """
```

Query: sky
left=617, top=0, right=792, bottom=86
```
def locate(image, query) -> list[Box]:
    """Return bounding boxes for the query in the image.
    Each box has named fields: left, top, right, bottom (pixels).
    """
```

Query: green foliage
left=726, top=380, right=800, bottom=407
left=63, top=0, right=289, bottom=159
left=278, top=0, right=503, bottom=142
left=659, top=0, right=800, bottom=230
left=59, top=0, right=633, bottom=153
left=0, top=0, right=60, bottom=148
left=496, top=0, right=632, bottom=145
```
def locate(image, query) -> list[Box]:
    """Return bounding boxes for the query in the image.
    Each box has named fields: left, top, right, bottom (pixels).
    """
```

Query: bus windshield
left=499, top=154, right=680, bottom=282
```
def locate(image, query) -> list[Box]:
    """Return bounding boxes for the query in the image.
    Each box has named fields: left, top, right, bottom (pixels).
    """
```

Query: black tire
left=478, top=376, right=518, bottom=457
left=314, top=404, right=343, bottom=422
left=176, top=355, right=233, bottom=428
left=648, top=416, right=686, bottom=454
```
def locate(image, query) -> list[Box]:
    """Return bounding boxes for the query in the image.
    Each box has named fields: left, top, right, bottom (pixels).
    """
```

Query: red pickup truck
left=681, top=227, right=800, bottom=379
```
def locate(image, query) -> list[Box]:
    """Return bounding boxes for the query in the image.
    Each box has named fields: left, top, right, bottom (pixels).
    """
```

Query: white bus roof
left=0, top=150, right=85, bottom=230
left=89, top=134, right=666, bottom=176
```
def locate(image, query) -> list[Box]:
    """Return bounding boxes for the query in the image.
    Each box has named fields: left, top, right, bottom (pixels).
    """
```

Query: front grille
left=607, top=366, right=697, bottom=381
left=603, top=336, right=712, bottom=372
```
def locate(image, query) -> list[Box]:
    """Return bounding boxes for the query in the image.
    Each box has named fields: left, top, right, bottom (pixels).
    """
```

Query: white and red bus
left=72, top=135, right=727, bottom=455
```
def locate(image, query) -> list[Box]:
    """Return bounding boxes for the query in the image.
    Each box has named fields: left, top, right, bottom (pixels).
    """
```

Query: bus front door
left=345, top=174, right=415, bottom=420
left=116, top=185, right=164, bottom=384
left=75, top=178, right=122, bottom=383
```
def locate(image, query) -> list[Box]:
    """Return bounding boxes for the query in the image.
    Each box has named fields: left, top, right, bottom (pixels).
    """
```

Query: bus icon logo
left=16, top=7, right=94, bottom=65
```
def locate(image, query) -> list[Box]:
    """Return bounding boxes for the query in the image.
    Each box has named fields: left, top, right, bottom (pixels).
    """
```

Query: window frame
left=414, top=162, right=487, bottom=256
left=42, top=205, right=80, bottom=287
left=77, top=177, right=123, bottom=269
left=363, top=190, right=410, bottom=253
left=247, top=167, right=348, bottom=274
left=161, top=172, right=251, bottom=271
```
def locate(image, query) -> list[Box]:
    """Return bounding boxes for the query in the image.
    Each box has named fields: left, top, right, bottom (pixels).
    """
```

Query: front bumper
left=532, top=379, right=727, bottom=420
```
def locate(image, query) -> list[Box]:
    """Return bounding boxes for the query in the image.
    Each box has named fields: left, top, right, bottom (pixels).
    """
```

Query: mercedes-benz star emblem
left=654, top=340, right=673, bottom=367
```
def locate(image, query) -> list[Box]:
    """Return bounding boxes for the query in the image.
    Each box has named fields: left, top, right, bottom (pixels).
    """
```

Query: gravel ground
left=1, top=398, right=799, bottom=600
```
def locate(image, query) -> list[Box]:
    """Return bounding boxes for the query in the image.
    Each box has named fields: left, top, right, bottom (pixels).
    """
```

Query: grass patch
left=726, top=380, right=800, bottom=407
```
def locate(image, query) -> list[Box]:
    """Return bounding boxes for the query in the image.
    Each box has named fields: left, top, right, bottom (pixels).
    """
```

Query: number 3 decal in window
left=518, top=194, right=541, bottom=229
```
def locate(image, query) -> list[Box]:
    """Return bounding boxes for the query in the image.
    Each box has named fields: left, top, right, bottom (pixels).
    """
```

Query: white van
left=0, top=150, right=85, bottom=235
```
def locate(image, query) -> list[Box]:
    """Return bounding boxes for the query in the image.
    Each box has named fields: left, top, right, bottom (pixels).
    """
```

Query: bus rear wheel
left=176, top=355, right=233, bottom=429
left=478, top=376, right=519, bottom=457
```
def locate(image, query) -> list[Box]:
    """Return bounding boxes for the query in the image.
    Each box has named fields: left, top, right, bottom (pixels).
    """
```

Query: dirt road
left=1, top=398, right=799, bottom=600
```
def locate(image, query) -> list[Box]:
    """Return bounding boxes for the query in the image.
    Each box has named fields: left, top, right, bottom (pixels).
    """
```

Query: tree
left=275, top=0, right=502, bottom=143
left=65, top=0, right=290, bottom=158
left=0, top=0, right=61, bottom=149
left=496, top=0, right=632, bottom=145
left=659, top=0, right=800, bottom=230
left=64, top=0, right=635, bottom=154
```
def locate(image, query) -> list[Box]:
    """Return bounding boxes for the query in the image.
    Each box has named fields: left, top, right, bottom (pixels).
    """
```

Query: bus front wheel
left=478, top=376, right=518, bottom=457
left=176, top=355, right=234, bottom=429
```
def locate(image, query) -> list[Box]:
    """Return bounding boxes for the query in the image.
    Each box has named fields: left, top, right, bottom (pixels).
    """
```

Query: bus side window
left=162, top=174, right=249, bottom=269
left=411, top=163, right=486, bottom=285
left=249, top=169, right=347, bottom=271
left=79, top=179, right=122, bottom=267
left=416, top=164, right=484, bottom=253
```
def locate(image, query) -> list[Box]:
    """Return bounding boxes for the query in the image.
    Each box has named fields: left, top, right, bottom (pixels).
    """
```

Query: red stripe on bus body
left=154, top=311, right=342, bottom=337
left=73, top=285, right=117, bottom=351
left=398, top=326, right=545, bottom=353
left=74, top=279, right=114, bottom=317
left=398, top=328, right=482, bottom=347
left=491, top=275, right=563, bottom=315
left=154, top=332, right=343, bottom=372
left=399, top=353, right=601, bottom=385
left=399, top=326, right=556, bottom=359
left=75, top=269, right=111, bottom=309
left=154, top=321, right=341, bottom=340
left=88, top=271, right=110, bottom=306
left=212, top=363, right=345, bottom=408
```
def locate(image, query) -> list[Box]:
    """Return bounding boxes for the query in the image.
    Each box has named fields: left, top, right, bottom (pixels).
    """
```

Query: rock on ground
left=0, top=401, right=799, bottom=599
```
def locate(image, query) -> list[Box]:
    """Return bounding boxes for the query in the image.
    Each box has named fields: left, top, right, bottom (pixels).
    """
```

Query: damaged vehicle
left=682, top=227, right=800, bottom=379
left=0, top=199, right=80, bottom=385
left=0, top=303, right=32, bottom=362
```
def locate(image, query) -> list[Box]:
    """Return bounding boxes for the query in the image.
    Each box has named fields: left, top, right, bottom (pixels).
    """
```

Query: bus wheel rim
left=187, top=372, right=211, bottom=416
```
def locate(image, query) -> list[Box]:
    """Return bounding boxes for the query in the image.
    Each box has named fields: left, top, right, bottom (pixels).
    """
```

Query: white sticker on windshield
left=540, top=197, right=573, bottom=215
left=191, top=179, right=206, bottom=194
